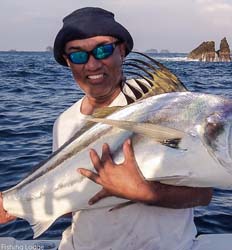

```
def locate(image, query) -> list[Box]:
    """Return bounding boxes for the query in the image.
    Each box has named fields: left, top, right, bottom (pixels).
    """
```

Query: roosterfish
left=2, top=52, right=232, bottom=238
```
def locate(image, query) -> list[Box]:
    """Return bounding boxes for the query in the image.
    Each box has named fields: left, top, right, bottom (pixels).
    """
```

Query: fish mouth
left=223, top=123, right=232, bottom=169
left=203, top=112, right=232, bottom=174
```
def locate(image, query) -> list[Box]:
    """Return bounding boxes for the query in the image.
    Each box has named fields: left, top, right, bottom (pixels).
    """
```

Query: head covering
left=54, top=7, right=134, bottom=66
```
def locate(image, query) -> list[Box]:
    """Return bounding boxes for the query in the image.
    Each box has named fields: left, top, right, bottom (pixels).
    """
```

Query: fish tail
left=2, top=192, right=58, bottom=238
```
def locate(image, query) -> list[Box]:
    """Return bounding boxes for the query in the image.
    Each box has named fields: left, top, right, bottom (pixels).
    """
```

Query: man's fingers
left=89, top=149, right=102, bottom=172
left=0, top=193, right=16, bottom=223
left=88, top=188, right=111, bottom=205
left=77, top=168, right=102, bottom=185
left=5, top=214, right=16, bottom=221
left=123, top=139, right=135, bottom=163
left=101, top=143, right=113, bottom=164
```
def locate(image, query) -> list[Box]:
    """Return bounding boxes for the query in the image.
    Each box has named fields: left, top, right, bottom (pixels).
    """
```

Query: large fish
left=2, top=53, right=232, bottom=238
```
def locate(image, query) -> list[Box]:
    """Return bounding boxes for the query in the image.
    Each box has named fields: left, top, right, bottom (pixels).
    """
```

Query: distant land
left=4, top=47, right=171, bottom=54
left=2, top=45, right=232, bottom=56
left=46, top=46, right=53, bottom=52
left=144, top=49, right=170, bottom=53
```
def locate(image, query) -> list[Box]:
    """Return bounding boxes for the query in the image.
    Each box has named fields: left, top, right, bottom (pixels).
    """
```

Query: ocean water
left=0, top=51, right=232, bottom=240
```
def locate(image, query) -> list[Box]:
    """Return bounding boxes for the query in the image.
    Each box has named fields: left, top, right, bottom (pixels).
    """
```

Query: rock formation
left=218, top=37, right=231, bottom=62
left=145, top=49, right=158, bottom=53
left=160, top=49, right=170, bottom=54
left=187, top=37, right=231, bottom=62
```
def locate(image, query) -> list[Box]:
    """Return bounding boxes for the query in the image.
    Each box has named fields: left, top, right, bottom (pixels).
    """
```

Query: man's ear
left=63, top=54, right=71, bottom=67
left=119, top=42, right=126, bottom=59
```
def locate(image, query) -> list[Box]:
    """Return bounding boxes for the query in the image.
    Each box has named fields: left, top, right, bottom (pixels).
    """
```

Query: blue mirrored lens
left=69, top=51, right=88, bottom=64
left=93, top=44, right=114, bottom=60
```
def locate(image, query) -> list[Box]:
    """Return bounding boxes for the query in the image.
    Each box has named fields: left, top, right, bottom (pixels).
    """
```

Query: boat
left=0, top=234, right=232, bottom=250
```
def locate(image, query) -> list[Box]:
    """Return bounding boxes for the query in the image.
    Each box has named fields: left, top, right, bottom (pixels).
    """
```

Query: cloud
left=190, top=0, right=232, bottom=48
left=194, top=0, right=232, bottom=24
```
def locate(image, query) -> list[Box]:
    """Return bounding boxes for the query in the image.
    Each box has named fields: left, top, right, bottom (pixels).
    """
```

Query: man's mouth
left=87, top=74, right=104, bottom=80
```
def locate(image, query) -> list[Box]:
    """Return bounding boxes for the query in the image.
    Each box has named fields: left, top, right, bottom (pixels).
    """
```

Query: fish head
left=202, top=104, right=232, bottom=173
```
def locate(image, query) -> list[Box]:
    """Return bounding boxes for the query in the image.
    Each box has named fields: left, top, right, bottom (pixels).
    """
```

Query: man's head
left=62, top=35, right=126, bottom=100
left=54, top=7, right=133, bottom=66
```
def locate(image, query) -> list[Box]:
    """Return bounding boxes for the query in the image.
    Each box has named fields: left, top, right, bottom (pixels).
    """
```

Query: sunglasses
left=66, top=41, right=121, bottom=64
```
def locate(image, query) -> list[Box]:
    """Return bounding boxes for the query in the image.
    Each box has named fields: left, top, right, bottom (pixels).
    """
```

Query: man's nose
left=85, top=54, right=102, bottom=70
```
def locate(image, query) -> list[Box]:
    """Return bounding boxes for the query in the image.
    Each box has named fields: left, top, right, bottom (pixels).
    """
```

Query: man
left=0, top=7, right=212, bottom=250
left=52, top=7, right=212, bottom=250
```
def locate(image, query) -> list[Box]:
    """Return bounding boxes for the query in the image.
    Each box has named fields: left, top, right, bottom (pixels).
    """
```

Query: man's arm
left=78, top=139, right=213, bottom=208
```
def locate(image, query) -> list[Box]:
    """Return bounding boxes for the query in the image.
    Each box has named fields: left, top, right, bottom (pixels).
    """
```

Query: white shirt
left=53, top=83, right=197, bottom=250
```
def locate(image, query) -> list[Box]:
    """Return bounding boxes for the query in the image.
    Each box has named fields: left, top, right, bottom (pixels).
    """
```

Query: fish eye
left=205, top=122, right=224, bottom=139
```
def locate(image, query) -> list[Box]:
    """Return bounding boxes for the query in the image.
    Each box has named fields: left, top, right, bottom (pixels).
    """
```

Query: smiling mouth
left=87, top=74, right=104, bottom=80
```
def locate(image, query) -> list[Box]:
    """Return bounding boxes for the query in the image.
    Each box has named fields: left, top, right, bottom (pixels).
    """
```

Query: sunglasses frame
left=66, top=41, right=121, bottom=65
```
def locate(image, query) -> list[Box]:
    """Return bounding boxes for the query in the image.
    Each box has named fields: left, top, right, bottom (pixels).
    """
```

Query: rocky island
left=145, top=49, right=158, bottom=53
left=187, top=37, right=231, bottom=62
left=144, top=49, right=170, bottom=54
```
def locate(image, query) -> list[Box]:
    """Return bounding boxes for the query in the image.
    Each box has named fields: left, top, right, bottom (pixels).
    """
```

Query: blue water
left=0, top=51, right=232, bottom=239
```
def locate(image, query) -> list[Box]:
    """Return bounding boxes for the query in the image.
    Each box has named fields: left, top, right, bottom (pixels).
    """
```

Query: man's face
left=63, top=36, right=126, bottom=99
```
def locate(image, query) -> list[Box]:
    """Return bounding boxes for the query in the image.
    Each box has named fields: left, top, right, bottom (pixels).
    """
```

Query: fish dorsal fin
left=57, top=53, right=188, bottom=154
left=68, top=53, right=188, bottom=144
left=123, top=51, right=188, bottom=102
left=87, top=117, right=185, bottom=146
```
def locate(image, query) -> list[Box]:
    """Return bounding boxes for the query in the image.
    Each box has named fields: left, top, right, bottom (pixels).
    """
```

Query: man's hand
left=78, top=139, right=153, bottom=205
left=0, top=193, right=16, bottom=223
left=78, top=139, right=213, bottom=208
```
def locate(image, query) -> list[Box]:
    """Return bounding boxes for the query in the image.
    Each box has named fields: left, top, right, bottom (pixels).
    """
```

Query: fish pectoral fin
left=151, top=175, right=191, bottom=186
left=153, top=174, right=190, bottom=181
left=108, top=201, right=135, bottom=212
left=87, top=117, right=185, bottom=145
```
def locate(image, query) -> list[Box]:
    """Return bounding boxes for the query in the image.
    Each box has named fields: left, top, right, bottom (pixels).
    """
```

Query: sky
left=0, top=0, right=232, bottom=53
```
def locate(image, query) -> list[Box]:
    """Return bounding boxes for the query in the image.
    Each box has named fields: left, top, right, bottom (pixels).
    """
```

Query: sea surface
left=0, top=51, right=232, bottom=240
